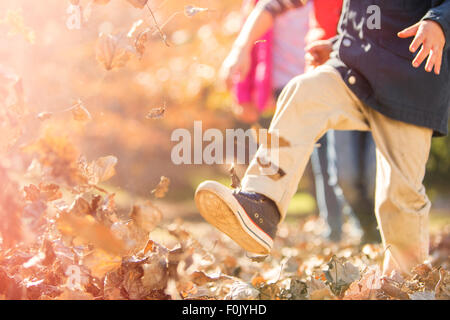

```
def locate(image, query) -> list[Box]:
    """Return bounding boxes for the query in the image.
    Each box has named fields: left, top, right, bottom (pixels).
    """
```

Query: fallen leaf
left=69, top=196, right=92, bottom=216
left=24, top=184, right=40, bottom=202
left=229, top=164, right=241, bottom=189
left=409, top=291, right=436, bottom=300
left=190, top=271, right=231, bottom=286
left=83, top=249, right=122, bottom=279
left=130, top=201, right=162, bottom=233
left=225, top=281, right=259, bottom=300
left=96, top=33, right=134, bottom=71
left=344, top=265, right=383, bottom=300
left=151, top=176, right=170, bottom=199
left=57, top=213, right=126, bottom=256
left=146, top=106, right=165, bottom=120
left=39, top=183, right=62, bottom=201
left=184, top=5, right=209, bottom=17
left=71, top=100, right=92, bottom=122
left=89, top=155, right=117, bottom=184
left=324, top=256, right=360, bottom=296
left=37, top=112, right=53, bottom=121
left=307, top=278, right=335, bottom=300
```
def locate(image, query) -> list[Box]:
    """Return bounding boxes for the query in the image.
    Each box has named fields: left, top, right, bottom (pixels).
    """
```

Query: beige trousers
left=242, top=65, right=433, bottom=275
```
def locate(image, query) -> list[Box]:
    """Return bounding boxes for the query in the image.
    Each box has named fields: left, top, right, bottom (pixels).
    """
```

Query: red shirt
left=307, top=0, right=343, bottom=44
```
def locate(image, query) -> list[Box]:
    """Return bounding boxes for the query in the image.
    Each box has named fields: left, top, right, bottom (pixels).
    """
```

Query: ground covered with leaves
left=0, top=135, right=449, bottom=300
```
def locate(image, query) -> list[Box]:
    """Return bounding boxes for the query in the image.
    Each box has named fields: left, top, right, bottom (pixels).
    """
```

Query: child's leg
left=367, top=107, right=433, bottom=275
left=241, top=65, right=370, bottom=219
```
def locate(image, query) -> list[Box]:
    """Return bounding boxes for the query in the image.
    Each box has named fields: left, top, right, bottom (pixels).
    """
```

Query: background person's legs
left=335, top=130, right=380, bottom=243
left=366, top=107, right=433, bottom=275
left=311, top=132, right=344, bottom=241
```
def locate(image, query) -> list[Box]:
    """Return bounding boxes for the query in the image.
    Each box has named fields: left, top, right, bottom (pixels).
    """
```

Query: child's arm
left=398, top=2, right=450, bottom=75
left=220, top=0, right=307, bottom=88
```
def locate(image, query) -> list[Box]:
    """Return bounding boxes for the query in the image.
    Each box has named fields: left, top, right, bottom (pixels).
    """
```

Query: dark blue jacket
left=265, top=0, right=450, bottom=136
left=327, top=0, right=450, bottom=136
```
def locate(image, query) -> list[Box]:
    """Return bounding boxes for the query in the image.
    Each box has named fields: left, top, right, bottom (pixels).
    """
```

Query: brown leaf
left=141, top=252, right=169, bottom=290
left=324, top=256, right=360, bottom=296
left=90, top=155, right=117, bottom=184
left=251, top=274, right=265, bottom=287
left=381, top=278, right=409, bottom=300
left=308, top=278, right=335, bottom=300
left=247, top=253, right=268, bottom=263
left=96, top=33, right=133, bottom=71
left=24, top=183, right=62, bottom=202
left=71, top=100, right=91, bottom=122
left=93, top=0, right=110, bottom=5
left=190, top=271, right=231, bottom=286
left=151, top=176, right=170, bottom=199
left=130, top=201, right=162, bottom=233
left=128, top=21, right=151, bottom=57
left=258, top=282, right=281, bottom=300
left=37, top=111, right=53, bottom=121
left=83, top=248, right=122, bottom=279
left=41, top=238, right=57, bottom=266
left=39, top=183, right=62, bottom=201
left=184, top=5, right=209, bottom=17
left=23, top=132, right=85, bottom=186
left=69, top=196, right=92, bottom=216
left=79, top=155, right=118, bottom=185
left=229, top=164, right=241, bottom=189
left=0, top=166, right=23, bottom=247
left=412, top=263, right=432, bottom=278
left=146, top=106, right=165, bottom=120
left=283, top=277, right=308, bottom=300
left=57, top=213, right=126, bottom=256
left=225, top=281, right=260, bottom=300
left=24, top=184, right=40, bottom=202
left=344, top=266, right=382, bottom=300
left=143, top=239, right=156, bottom=255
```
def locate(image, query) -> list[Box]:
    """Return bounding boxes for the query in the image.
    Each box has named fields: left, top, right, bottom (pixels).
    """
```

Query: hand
left=219, top=45, right=252, bottom=90
left=398, top=20, right=446, bottom=75
left=305, top=39, right=333, bottom=69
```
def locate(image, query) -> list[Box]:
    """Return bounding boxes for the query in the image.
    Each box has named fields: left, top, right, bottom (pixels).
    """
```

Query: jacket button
left=348, top=76, right=356, bottom=85
left=343, top=39, right=352, bottom=47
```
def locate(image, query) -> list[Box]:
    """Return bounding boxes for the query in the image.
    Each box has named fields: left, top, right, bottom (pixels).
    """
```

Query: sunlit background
left=0, top=0, right=448, bottom=300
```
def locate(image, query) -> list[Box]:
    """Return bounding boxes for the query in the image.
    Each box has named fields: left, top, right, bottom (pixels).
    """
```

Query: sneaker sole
left=195, top=181, right=273, bottom=255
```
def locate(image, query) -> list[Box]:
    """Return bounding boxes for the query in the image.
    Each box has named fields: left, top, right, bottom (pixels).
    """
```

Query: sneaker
left=195, top=181, right=280, bottom=255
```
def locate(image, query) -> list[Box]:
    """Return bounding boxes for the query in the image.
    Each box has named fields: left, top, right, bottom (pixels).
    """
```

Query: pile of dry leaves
left=0, top=131, right=449, bottom=300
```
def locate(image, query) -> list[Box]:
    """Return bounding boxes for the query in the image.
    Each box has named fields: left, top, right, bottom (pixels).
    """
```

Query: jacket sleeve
left=423, top=0, right=450, bottom=50
left=261, top=0, right=307, bottom=17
